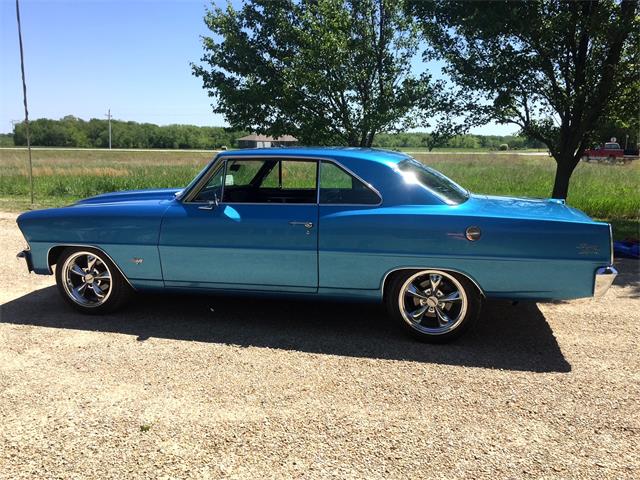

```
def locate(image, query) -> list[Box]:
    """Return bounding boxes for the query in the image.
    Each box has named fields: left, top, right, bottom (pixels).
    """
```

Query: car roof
left=218, top=147, right=412, bottom=167
left=214, top=147, right=446, bottom=206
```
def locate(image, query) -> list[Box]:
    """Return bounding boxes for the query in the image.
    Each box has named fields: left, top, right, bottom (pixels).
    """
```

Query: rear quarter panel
left=319, top=204, right=611, bottom=300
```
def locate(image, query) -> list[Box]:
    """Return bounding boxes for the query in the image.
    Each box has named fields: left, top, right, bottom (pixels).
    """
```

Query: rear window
left=397, top=159, right=469, bottom=205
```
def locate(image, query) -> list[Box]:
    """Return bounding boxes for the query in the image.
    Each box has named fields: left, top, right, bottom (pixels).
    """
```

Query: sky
left=0, top=0, right=516, bottom=136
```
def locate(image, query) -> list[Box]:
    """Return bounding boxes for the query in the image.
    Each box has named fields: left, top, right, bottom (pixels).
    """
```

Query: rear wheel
left=385, top=270, right=482, bottom=343
left=55, top=247, right=132, bottom=314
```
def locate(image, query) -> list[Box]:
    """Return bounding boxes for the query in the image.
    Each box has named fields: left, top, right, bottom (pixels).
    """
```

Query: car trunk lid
left=469, top=194, right=593, bottom=223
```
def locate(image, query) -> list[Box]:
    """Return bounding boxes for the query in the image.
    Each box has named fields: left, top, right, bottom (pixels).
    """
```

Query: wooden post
left=16, top=0, right=34, bottom=205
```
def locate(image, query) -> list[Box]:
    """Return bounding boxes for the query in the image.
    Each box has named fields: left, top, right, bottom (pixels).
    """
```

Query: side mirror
left=225, top=174, right=235, bottom=186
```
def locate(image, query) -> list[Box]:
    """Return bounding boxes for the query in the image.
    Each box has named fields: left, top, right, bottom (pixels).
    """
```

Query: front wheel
left=55, top=247, right=132, bottom=314
left=385, top=270, right=482, bottom=343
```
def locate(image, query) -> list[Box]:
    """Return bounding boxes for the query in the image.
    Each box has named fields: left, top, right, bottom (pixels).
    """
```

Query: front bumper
left=17, top=249, right=33, bottom=273
left=593, top=266, right=618, bottom=298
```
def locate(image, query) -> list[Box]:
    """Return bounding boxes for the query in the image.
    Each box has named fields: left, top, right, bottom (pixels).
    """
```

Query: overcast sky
left=0, top=0, right=516, bottom=136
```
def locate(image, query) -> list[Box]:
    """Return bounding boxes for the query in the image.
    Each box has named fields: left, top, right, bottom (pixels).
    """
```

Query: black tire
left=385, top=269, right=482, bottom=343
left=54, top=247, right=133, bottom=314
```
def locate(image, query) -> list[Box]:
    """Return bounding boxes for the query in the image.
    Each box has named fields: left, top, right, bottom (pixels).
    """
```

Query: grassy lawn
left=1, top=148, right=638, bottom=240
left=398, top=147, right=548, bottom=153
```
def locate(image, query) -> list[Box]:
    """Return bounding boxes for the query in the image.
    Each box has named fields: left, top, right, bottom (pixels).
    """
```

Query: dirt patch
left=1, top=212, right=639, bottom=479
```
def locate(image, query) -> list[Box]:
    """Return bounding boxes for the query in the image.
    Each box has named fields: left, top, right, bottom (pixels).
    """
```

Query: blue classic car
left=17, top=148, right=617, bottom=342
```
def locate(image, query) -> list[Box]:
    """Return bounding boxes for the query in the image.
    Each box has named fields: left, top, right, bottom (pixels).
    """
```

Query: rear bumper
left=593, top=266, right=617, bottom=298
left=17, top=249, right=33, bottom=273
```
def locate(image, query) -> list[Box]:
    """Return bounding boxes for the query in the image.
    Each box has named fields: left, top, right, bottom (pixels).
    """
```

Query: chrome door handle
left=289, top=221, right=313, bottom=229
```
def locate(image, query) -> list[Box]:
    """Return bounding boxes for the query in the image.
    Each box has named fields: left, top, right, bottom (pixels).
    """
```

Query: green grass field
left=398, top=147, right=548, bottom=153
left=1, top=148, right=638, bottom=239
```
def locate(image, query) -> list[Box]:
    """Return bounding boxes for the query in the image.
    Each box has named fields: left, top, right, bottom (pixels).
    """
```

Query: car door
left=317, top=160, right=385, bottom=291
left=159, top=156, right=319, bottom=292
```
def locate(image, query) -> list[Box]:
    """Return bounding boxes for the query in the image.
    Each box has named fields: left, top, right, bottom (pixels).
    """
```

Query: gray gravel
left=1, top=211, right=639, bottom=479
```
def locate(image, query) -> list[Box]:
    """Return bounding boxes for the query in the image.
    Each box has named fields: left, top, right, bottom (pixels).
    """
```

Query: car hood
left=74, top=188, right=182, bottom=206
left=468, top=194, right=593, bottom=222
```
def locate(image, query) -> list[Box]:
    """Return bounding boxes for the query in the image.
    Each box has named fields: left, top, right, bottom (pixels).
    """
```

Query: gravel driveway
left=1, top=211, right=638, bottom=479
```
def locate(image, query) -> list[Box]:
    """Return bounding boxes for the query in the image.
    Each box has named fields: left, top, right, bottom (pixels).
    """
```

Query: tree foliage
left=193, top=0, right=450, bottom=147
left=593, top=25, right=640, bottom=150
left=12, top=116, right=246, bottom=149
left=408, top=0, right=639, bottom=198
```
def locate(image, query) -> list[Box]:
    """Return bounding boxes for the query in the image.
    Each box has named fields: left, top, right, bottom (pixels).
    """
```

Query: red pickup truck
left=582, top=142, right=625, bottom=162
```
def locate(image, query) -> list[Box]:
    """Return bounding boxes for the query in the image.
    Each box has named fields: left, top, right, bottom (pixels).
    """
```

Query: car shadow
left=613, top=258, right=640, bottom=298
left=0, top=286, right=570, bottom=373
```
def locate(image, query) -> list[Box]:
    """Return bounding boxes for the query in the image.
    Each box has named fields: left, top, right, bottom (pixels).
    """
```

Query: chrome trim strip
left=381, top=267, right=485, bottom=299
left=46, top=244, right=136, bottom=290
left=608, top=223, right=614, bottom=265
left=593, top=265, right=617, bottom=298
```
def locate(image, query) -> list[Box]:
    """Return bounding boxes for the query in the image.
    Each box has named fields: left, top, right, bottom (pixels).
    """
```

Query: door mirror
left=225, top=174, right=235, bottom=186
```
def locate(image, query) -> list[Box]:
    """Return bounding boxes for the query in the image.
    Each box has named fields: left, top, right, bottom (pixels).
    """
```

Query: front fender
left=17, top=202, right=169, bottom=286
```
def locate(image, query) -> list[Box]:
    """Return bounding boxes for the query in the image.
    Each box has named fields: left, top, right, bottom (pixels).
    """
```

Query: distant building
left=237, top=134, right=298, bottom=149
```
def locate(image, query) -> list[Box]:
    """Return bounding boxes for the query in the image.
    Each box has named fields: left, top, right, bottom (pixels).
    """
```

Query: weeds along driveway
left=1, top=211, right=639, bottom=479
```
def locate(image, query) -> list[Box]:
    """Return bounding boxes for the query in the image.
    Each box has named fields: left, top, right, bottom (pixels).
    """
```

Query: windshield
left=176, top=157, right=218, bottom=200
left=397, top=159, right=469, bottom=205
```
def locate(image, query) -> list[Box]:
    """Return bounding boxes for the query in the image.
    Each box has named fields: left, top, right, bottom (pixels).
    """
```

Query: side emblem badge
left=465, top=226, right=482, bottom=242
left=131, top=257, right=144, bottom=265
left=577, top=244, right=599, bottom=256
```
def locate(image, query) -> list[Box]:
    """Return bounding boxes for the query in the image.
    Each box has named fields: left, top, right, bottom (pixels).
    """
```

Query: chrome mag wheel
left=398, top=270, right=468, bottom=335
left=61, top=251, right=113, bottom=307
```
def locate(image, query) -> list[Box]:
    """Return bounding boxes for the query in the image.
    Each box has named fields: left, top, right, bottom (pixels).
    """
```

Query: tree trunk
left=551, top=156, right=579, bottom=199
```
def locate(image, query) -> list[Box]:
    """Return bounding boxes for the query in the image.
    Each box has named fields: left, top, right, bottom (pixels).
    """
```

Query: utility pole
left=16, top=0, right=33, bottom=205
left=106, top=108, right=112, bottom=149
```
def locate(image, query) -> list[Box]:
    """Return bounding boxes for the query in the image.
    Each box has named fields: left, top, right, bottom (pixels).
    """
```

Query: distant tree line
left=12, top=116, right=247, bottom=149
left=372, top=133, right=545, bottom=150
left=8, top=116, right=548, bottom=151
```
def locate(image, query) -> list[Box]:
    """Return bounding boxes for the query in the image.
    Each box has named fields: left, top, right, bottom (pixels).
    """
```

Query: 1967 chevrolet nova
left=17, top=148, right=617, bottom=342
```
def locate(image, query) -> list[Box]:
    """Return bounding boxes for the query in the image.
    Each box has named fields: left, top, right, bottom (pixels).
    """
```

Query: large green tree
left=193, top=0, right=447, bottom=147
left=408, top=0, right=638, bottom=198
left=593, top=25, right=640, bottom=149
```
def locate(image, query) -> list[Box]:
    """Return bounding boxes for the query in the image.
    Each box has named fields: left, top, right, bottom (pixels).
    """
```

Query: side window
left=223, top=158, right=317, bottom=204
left=319, top=161, right=380, bottom=205
left=225, top=159, right=264, bottom=186
left=281, top=160, right=316, bottom=190
left=260, top=160, right=317, bottom=190
left=192, top=164, right=224, bottom=202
